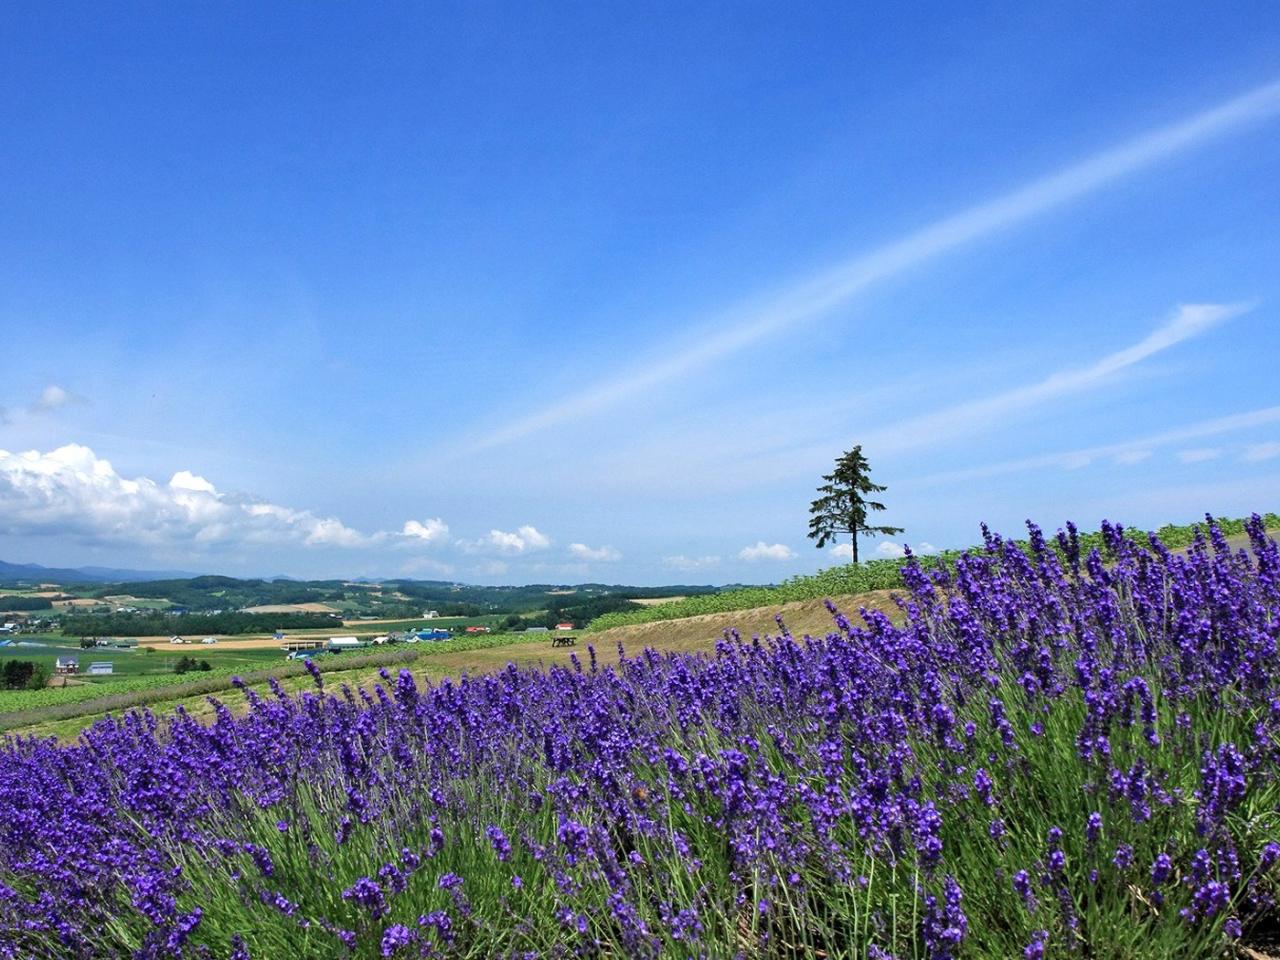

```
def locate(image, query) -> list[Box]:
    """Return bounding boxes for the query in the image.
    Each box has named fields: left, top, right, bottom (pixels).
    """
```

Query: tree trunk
left=851, top=524, right=858, bottom=564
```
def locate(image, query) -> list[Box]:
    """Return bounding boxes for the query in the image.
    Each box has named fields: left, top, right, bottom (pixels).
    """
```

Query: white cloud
left=1177, top=447, right=1222, bottom=464
left=568, top=542, right=621, bottom=562
left=32, top=385, right=72, bottom=412
left=0, top=443, right=376, bottom=549
left=662, top=554, right=721, bottom=571
left=1243, top=441, right=1280, bottom=463
left=830, top=543, right=855, bottom=559
left=876, top=541, right=906, bottom=558
left=401, top=517, right=450, bottom=543
left=464, top=80, right=1280, bottom=452
left=471, top=525, right=552, bottom=555
left=738, top=542, right=796, bottom=562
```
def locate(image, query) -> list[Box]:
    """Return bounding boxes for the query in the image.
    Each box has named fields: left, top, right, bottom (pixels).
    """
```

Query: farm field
left=2, top=516, right=1280, bottom=958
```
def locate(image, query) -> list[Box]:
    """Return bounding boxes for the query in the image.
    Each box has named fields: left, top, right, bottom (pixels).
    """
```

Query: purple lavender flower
left=380, top=924, right=416, bottom=956
left=342, top=876, right=388, bottom=919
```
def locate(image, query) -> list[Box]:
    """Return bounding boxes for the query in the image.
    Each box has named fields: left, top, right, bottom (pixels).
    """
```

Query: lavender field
left=2, top=516, right=1279, bottom=958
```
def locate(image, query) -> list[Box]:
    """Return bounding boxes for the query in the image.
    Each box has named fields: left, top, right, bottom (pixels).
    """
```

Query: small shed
left=281, top=638, right=324, bottom=652
left=87, top=662, right=114, bottom=676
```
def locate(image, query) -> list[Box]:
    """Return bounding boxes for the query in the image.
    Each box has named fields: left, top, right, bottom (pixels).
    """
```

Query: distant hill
left=0, top=559, right=203, bottom=584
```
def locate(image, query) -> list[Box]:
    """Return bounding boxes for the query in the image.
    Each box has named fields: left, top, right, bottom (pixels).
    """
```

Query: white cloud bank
left=738, top=542, right=796, bottom=562
left=0, top=444, right=378, bottom=548
left=569, top=542, right=621, bottom=562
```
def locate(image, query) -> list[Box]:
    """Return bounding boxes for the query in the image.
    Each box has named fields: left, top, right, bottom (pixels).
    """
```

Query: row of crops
left=1, top=514, right=1279, bottom=956
left=588, top=512, right=1280, bottom=632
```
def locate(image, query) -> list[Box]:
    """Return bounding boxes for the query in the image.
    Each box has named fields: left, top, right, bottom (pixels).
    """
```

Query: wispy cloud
left=464, top=80, right=1280, bottom=452
left=1178, top=447, right=1222, bottom=464
left=857, top=302, right=1251, bottom=455
left=1115, top=449, right=1153, bottom=466
left=907, top=405, right=1280, bottom=487
left=1244, top=441, right=1280, bottom=463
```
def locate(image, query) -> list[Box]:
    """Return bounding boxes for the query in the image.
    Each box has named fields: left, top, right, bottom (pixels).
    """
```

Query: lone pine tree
left=807, top=445, right=903, bottom=564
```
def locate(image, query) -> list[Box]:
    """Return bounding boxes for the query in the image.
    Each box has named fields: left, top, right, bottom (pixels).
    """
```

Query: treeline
left=0, top=596, right=54, bottom=611
left=497, top=596, right=642, bottom=631
left=61, top=611, right=338, bottom=637
left=0, top=660, right=50, bottom=691
left=92, top=576, right=346, bottom=611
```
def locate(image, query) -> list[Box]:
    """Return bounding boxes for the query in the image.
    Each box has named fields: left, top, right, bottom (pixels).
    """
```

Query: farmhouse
left=555, top=622, right=574, bottom=631
left=54, top=657, right=78, bottom=675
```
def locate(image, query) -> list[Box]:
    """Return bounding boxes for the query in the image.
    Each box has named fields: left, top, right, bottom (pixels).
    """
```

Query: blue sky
left=2, top=3, right=1279, bottom=584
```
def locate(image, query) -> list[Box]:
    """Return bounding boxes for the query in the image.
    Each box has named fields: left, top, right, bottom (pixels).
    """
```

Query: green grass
left=588, top=513, right=1280, bottom=633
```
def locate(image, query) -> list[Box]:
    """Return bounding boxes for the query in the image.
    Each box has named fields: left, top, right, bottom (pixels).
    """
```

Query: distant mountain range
left=0, top=559, right=205, bottom=584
